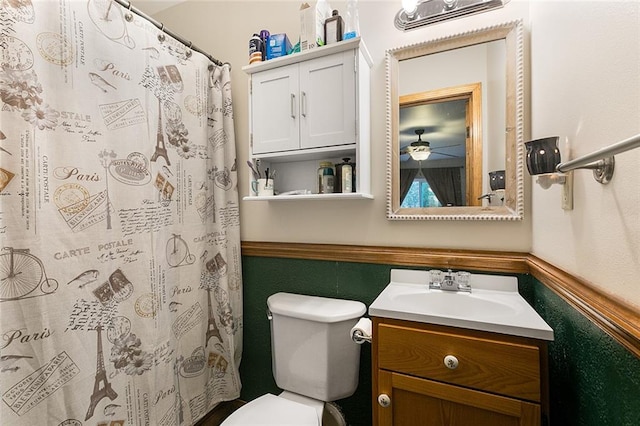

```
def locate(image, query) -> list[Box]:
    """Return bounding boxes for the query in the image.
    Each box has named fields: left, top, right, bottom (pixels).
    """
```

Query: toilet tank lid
left=268, top=293, right=366, bottom=323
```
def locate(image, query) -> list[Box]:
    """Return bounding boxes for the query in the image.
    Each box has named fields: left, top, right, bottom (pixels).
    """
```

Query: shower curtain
left=0, top=1, right=242, bottom=425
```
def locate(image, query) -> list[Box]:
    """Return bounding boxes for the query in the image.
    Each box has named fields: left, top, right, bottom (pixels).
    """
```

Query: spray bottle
left=343, top=0, right=360, bottom=40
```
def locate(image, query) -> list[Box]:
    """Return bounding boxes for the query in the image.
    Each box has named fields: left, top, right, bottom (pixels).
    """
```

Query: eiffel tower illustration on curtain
left=151, top=99, right=171, bottom=165
left=205, top=287, right=222, bottom=346
left=86, top=325, right=118, bottom=421
left=174, top=358, right=184, bottom=424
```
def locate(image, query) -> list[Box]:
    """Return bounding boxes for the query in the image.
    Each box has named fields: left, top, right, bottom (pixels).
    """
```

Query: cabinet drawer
left=377, top=323, right=541, bottom=402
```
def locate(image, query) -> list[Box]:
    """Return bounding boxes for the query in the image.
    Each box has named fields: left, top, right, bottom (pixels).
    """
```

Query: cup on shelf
left=251, top=178, right=274, bottom=196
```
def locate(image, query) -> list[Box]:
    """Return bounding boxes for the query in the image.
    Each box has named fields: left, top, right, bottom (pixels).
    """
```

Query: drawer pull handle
left=377, top=394, right=391, bottom=408
left=444, top=354, right=459, bottom=370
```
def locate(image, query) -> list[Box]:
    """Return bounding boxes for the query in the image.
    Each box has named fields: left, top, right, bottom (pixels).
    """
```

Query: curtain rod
left=556, top=133, right=640, bottom=173
left=113, top=0, right=230, bottom=68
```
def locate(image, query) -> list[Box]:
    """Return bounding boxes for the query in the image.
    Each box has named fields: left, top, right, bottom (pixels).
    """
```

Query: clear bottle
left=316, top=0, right=331, bottom=46
left=343, top=0, right=360, bottom=40
left=317, top=161, right=335, bottom=194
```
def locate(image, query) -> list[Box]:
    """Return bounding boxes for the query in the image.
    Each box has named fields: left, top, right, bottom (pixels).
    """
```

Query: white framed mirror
left=386, top=20, right=525, bottom=220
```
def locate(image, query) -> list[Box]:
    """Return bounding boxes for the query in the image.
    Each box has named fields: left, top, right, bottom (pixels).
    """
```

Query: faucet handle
left=429, top=270, right=443, bottom=289
left=456, top=271, right=472, bottom=291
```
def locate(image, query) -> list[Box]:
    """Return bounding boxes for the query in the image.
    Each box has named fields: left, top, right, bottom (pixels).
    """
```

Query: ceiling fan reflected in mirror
left=401, top=129, right=460, bottom=161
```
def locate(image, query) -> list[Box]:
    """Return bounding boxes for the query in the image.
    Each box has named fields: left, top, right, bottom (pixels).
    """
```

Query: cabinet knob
left=377, top=393, right=391, bottom=407
left=444, top=354, right=459, bottom=370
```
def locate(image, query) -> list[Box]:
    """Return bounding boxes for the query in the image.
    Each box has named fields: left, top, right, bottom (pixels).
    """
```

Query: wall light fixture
left=524, top=133, right=640, bottom=210
left=395, top=0, right=509, bottom=31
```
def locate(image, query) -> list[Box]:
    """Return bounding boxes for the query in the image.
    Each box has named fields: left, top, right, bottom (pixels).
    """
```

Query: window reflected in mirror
left=401, top=179, right=443, bottom=208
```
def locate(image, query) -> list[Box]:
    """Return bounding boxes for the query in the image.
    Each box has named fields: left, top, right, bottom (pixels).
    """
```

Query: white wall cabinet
left=243, top=38, right=372, bottom=200
left=251, top=51, right=356, bottom=154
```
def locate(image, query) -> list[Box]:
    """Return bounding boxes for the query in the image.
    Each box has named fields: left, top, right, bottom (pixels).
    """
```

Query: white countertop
left=369, top=269, right=554, bottom=341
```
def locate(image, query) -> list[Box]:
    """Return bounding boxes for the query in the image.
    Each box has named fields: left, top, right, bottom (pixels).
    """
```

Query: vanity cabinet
left=372, top=318, right=549, bottom=426
left=242, top=38, right=372, bottom=200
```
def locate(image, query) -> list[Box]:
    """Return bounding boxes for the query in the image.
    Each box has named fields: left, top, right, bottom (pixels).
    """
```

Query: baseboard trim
left=241, top=241, right=640, bottom=359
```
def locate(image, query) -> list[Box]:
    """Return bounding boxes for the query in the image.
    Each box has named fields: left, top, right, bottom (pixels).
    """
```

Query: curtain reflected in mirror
left=400, top=165, right=462, bottom=207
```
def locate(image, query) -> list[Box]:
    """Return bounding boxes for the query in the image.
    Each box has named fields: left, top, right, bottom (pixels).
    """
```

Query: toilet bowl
left=221, top=293, right=365, bottom=426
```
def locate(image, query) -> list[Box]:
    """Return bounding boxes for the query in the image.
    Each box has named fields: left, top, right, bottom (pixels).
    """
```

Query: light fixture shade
left=395, top=0, right=508, bottom=31
left=407, top=146, right=431, bottom=161
left=524, top=136, right=561, bottom=175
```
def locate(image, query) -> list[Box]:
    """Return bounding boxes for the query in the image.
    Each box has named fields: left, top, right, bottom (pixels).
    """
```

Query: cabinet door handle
left=301, top=91, right=307, bottom=117
left=444, top=354, right=459, bottom=370
left=377, top=394, right=391, bottom=408
left=290, top=93, right=296, bottom=118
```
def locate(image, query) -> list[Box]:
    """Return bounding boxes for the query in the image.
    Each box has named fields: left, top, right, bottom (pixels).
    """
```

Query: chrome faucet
left=429, top=269, right=472, bottom=293
left=441, top=270, right=458, bottom=291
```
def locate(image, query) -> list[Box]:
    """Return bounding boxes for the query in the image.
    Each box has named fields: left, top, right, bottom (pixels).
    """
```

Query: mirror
left=386, top=20, right=524, bottom=220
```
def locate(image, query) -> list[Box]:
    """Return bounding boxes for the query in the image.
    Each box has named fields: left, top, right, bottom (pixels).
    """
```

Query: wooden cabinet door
left=251, top=65, right=300, bottom=154
left=299, top=50, right=356, bottom=150
left=377, top=370, right=540, bottom=426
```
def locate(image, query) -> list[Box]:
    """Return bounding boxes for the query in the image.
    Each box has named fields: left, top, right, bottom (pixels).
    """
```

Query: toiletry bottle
left=249, top=33, right=263, bottom=64
left=315, top=0, right=331, bottom=46
left=343, top=0, right=360, bottom=40
left=341, top=158, right=353, bottom=193
left=259, top=30, right=270, bottom=60
left=335, top=158, right=354, bottom=193
left=317, top=161, right=335, bottom=194
left=324, top=10, right=344, bottom=45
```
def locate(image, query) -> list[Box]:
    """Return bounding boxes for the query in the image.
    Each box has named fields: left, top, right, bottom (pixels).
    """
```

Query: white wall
left=153, top=1, right=640, bottom=307
left=529, top=1, right=640, bottom=307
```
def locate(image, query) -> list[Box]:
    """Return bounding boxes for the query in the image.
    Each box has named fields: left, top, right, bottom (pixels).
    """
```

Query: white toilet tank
left=267, top=293, right=366, bottom=402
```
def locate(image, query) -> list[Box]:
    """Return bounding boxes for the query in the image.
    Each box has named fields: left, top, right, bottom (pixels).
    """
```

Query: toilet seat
left=221, top=393, right=319, bottom=425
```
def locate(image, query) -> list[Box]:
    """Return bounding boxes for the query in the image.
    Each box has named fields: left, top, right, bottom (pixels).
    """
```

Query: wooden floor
left=195, top=400, right=245, bottom=426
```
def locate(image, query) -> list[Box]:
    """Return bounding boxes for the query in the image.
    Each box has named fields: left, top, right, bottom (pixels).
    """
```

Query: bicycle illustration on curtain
left=0, top=247, right=58, bottom=301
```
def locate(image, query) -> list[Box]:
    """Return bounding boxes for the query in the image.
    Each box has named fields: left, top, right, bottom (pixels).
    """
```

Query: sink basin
left=369, top=269, right=554, bottom=340
left=389, top=290, right=521, bottom=320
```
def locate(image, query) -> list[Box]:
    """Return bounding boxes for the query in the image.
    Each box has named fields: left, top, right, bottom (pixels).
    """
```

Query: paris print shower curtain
left=0, top=1, right=243, bottom=425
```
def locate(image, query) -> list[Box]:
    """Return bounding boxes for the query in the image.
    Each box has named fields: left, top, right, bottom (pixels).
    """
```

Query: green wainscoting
left=241, top=256, right=640, bottom=425
left=519, top=275, right=640, bottom=426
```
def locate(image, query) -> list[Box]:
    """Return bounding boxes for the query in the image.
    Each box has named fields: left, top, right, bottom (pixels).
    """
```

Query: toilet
left=222, top=292, right=366, bottom=425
